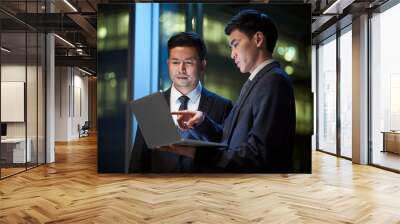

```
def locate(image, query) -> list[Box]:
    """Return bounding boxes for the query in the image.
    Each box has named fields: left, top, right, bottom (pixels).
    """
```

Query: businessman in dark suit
left=129, top=32, right=232, bottom=173
left=171, top=10, right=296, bottom=173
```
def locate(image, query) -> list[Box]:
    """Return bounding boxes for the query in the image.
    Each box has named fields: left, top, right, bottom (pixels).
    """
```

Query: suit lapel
left=226, top=62, right=280, bottom=144
left=163, top=88, right=171, bottom=107
left=198, top=88, right=213, bottom=113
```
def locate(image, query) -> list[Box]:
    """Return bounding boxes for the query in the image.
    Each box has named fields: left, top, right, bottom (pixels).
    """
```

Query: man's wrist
left=193, top=112, right=205, bottom=128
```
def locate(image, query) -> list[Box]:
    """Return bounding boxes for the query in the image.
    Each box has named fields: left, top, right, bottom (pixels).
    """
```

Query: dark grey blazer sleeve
left=193, top=113, right=224, bottom=142
left=219, top=74, right=295, bottom=172
left=194, top=68, right=295, bottom=173
left=196, top=89, right=232, bottom=142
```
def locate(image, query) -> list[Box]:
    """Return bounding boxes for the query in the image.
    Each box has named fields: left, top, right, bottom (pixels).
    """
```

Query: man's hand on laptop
left=157, top=145, right=196, bottom=158
left=171, top=110, right=204, bottom=130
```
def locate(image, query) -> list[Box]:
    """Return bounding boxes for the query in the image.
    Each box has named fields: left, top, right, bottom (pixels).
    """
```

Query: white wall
left=1, top=65, right=26, bottom=81
left=55, top=66, right=89, bottom=141
left=55, top=66, right=69, bottom=141
left=72, top=73, right=89, bottom=138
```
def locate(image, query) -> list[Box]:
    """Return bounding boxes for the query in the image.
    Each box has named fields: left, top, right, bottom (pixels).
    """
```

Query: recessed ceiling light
left=63, top=0, right=78, bottom=12
left=54, top=34, right=75, bottom=48
left=1, top=47, right=11, bottom=53
left=78, top=67, right=92, bottom=76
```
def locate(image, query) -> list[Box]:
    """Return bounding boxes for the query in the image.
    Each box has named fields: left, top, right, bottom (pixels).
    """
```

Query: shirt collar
left=249, top=59, right=275, bottom=81
left=171, top=82, right=202, bottom=103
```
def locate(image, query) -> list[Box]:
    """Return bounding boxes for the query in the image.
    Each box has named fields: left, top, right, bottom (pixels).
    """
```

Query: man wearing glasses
left=129, top=32, right=233, bottom=173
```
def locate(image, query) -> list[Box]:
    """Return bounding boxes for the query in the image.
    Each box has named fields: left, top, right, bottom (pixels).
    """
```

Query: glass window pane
left=317, top=36, right=337, bottom=154
left=38, top=33, right=45, bottom=165
left=202, top=5, right=246, bottom=101
left=339, top=29, right=352, bottom=158
left=371, top=3, right=400, bottom=171
left=159, top=4, right=186, bottom=90
left=0, top=1, right=47, bottom=178
left=27, top=31, right=38, bottom=169
left=1, top=30, right=27, bottom=177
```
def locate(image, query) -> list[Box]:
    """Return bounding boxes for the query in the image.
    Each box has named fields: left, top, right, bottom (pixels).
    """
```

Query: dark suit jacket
left=129, top=87, right=232, bottom=173
left=194, top=61, right=296, bottom=173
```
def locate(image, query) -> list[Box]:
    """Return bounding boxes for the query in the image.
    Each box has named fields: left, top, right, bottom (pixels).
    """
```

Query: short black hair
left=167, top=32, right=207, bottom=61
left=224, top=9, right=278, bottom=53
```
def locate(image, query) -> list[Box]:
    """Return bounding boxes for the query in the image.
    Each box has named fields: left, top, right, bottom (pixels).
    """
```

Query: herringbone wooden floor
left=1, top=135, right=400, bottom=223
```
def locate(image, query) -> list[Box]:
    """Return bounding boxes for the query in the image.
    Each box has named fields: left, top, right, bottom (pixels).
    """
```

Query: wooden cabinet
left=382, top=132, right=400, bottom=154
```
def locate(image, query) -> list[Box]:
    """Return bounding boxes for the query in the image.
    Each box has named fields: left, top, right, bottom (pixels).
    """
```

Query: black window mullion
left=315, top=44, right=319, bottom=151
left=336, top=29, right=341, bottom=157
left=25, top=0, right=28, bottom=171
left=36, top=0, right=39, bottom=168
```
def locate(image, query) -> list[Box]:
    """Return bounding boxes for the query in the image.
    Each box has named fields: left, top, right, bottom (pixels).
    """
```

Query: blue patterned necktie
left=178, top=95, right=190, bottom=111
left=177, top=95, right=191, bottom=139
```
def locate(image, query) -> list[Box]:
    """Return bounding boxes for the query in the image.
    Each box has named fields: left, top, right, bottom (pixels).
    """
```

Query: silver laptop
left=131, top=92, right=227, bottom=149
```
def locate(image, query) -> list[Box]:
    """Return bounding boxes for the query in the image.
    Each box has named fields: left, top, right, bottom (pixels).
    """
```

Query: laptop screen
left=131, top=92, right=181, bottom=148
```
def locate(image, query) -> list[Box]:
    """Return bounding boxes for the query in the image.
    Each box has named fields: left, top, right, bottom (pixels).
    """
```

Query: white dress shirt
left=249, top=59, right=276, bottom=81
left=170, top=82, right=202, bottom=125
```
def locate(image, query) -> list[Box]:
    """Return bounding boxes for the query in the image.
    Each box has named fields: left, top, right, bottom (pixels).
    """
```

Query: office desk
left=382, top=131, right=400, bottom=154
left=1, top=138, right=31, bottom=163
